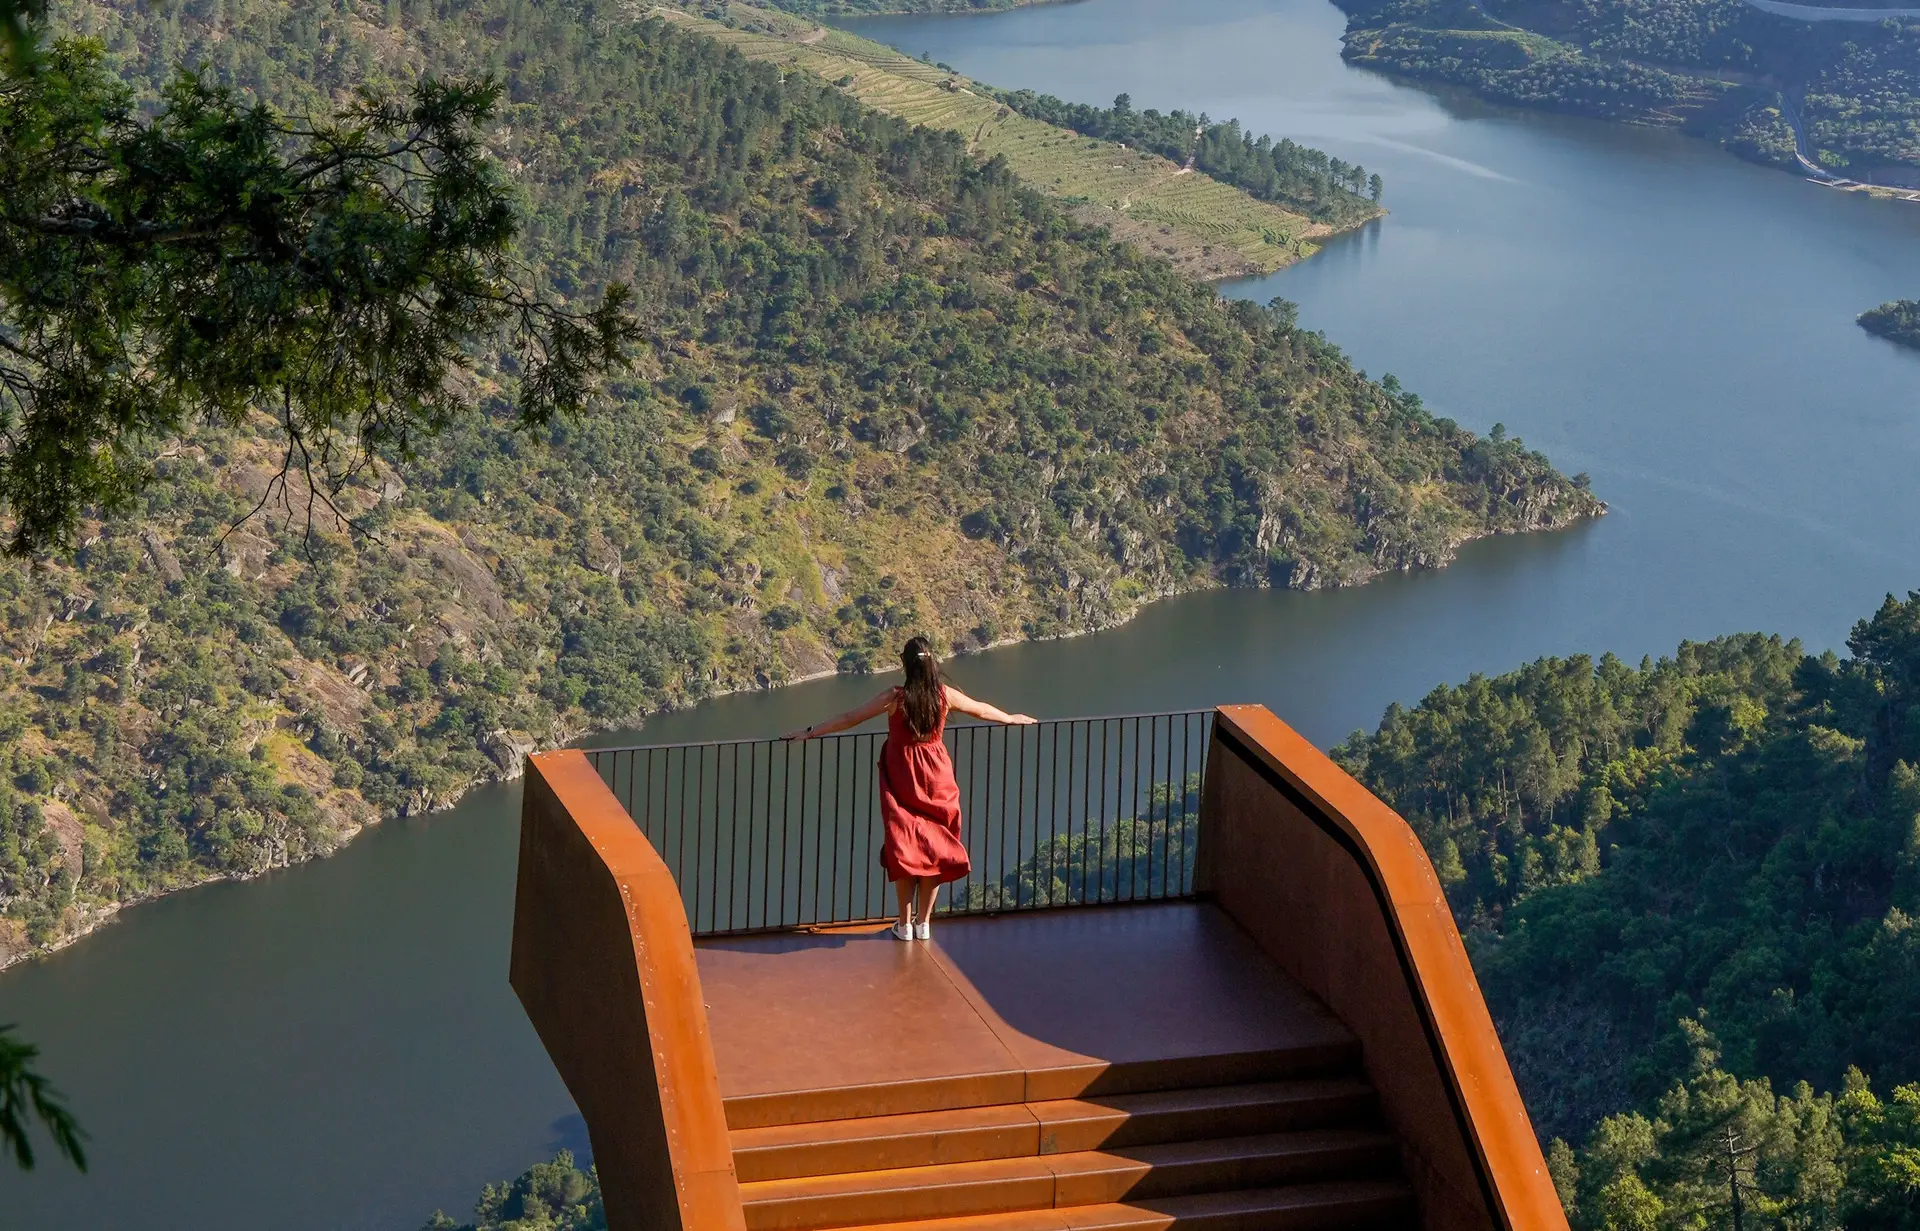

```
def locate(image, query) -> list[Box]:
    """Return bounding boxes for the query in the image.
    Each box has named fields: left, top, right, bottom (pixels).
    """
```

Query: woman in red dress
left=785, top=636, right=1035, bottom=941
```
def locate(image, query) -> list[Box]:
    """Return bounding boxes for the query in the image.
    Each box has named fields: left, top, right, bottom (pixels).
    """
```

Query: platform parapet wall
left=509, top=749, right=746, bottom=1231
left=1198, top=705, right=1568, bottom=1231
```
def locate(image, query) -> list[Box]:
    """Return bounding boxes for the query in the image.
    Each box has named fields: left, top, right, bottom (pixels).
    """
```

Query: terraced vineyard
left=660, top=4, right=1348, bottom=279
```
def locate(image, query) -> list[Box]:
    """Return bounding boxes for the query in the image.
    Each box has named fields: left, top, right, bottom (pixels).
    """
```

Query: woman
left=784, top=636, right=1035, bottom=941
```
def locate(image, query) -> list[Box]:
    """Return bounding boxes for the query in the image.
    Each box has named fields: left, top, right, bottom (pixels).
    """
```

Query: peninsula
left=747, top=0, right=1920, bottom=188
left=1859, top=299, right=1920, bottom=348
left=658, top=2, right=1384, bottom=281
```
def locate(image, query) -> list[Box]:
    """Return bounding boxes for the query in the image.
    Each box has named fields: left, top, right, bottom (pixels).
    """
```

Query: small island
left=1858, top=299, right=1920, bottom=350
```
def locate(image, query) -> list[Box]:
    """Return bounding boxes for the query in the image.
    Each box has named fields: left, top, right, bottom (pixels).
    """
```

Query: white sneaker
left=914, top=920, right=931, bottom=942
left=891, top=921, right=914, bottom=942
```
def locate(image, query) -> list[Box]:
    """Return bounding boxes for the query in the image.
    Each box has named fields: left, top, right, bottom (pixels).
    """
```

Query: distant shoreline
left=0, top=494, right=1610, bottom=974
left=1742, top=0, right=1920, bottom=20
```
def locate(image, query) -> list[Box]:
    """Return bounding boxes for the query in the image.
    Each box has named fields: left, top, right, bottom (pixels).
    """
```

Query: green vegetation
left=1333, top=591, right=1920, bottom=1222
left=987, top=90, right=1383, bottom=227
left=0, top=1022, right=85, bottom=1171
left=422, top=1151, right=603, bottom=1231
left=0, top=0, right=1597, bottom=964
left=729, top=0, right=1030, bottom=13
left=1336, top=0, right=1920, bottom=177
left=1552, top=1025, right=1920, bottom=1230
left=1336, top=592, right=1920, bottom=1148
left=1860, top=299, right=1920, bottom=349
left=967, top=773, right=1201, bottom=910
left=0, top=27, right=630, bottom=557
left=663, top=4, right=1366, bottom=280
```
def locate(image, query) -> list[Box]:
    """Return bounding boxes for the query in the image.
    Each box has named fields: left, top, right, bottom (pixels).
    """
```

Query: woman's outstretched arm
left=943, top=686, right=1037, bottom=725
left=783, top=689, right=894, bottom=741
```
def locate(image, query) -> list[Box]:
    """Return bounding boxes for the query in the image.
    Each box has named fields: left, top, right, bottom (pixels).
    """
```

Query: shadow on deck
left=700, top=902, right=1351, bottom=1121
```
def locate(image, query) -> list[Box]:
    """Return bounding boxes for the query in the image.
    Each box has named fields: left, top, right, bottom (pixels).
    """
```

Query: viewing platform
left=509, top=706, right=1569, bottom=1231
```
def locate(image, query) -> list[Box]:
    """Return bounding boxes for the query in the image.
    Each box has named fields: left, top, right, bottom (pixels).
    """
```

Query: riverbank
left=1330, top=0, right=1920, bottom=184
left=660, top=2, right=1379, bottom=279
left=2, top=0, right=1599, bottom=974
left=1858, top=298, right=1920, bottom=348
left=0, top=484, right=1600, bottom=974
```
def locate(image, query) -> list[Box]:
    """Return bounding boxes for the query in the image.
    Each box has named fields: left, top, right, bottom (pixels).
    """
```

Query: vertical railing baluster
left=1177, top=715, right=1189, bottom=896
left=626, top=750, right=637, bottom=844
left=800, top=737, right=814, bottom=926
left=761, top=738, right=775, bottom=930
left=1084, top=720, right=1094, bottom=903
left=1052, top=719, right=1064, bottom=905
left=1099, top=718, right=1112, bottom=902
left=1013, top=721, right=1026, bottom=910
left=867, top=732, right=880, bottom=922
left=1161, top=716, right=1172, bottom=893
left=1140, top=717, right=1153, bottom=898
left=731, top=743, right=742, bottom=930
left=827, top=735, right=840, bottom=924
left=696, top=745, right=709, bottom=932
left=771, top=733, right=787, bottom=925
left=683, top=745, right=698, bottom=917
left=589, top=709, right=1207, bottom=938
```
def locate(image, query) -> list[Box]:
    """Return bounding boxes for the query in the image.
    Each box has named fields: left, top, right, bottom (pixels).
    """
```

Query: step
left=1047, top=1131, right=1401, bottom=1209
left=725, top=1042, right=1364, bottom=1130
left=738, top=1130, right=1401, bottom=1231
left=824, top=1180, right=1419, bottom=1230
left=1032, top=1081, right=1379, bottom=1158
left=1020, top=1045, right=1365, bottom=1106
left=734, top=1104, right=1040, bottom=1185
left=733, top=1081, right=1380, bottom=1183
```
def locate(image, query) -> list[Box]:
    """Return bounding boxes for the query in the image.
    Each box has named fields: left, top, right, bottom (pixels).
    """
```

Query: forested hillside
left=737, top=0, right=1027, bottom=12
left=660, top=3, right=1374, bottom=281
left=0, top=0, right=1598, bottom=964
left=1336, top=0, right=1920, bottom=179
left=986, top=89, right=1383, bottom=227
left=1335, top=593, right=1920, bottom=1155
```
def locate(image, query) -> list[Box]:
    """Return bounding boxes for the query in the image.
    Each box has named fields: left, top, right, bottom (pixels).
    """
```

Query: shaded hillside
left=0, top=0, right=1599, bottom=965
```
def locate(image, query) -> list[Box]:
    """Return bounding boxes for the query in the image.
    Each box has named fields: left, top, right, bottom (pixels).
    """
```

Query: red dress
left=878, top=689, right=970, bottom=884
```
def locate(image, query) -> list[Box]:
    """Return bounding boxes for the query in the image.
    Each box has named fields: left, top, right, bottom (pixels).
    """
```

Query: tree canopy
left=1338, top=593, right=1920, bottom=1145
left=1337, top=0, right=1920, bottom=175
left=0, top=12, right=631, bottom=554
left=0, top=1022, right=84, bottom=1172
left=1860, top=300, right=1920, bottom=351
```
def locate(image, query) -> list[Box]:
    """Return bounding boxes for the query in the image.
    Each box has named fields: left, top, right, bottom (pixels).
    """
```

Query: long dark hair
left=899, top=636, right=944, bottom=739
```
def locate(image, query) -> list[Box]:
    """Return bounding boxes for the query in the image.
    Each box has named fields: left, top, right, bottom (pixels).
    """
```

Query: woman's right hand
left=1007, top=714, right=1038, bottom=725
left=782, top=727, right=810, bottom=741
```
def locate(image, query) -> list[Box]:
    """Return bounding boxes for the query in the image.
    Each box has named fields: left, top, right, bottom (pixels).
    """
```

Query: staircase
left=726, top=1046, right=1416, bottom=1230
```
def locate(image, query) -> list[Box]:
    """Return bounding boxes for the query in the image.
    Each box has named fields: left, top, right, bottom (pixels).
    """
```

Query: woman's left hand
left=782, top=728, right=810, bottom=741
left=1007, top=714, right=1038, bottom=725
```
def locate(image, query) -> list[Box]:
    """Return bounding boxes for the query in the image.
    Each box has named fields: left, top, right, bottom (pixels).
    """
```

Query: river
left=4, top=0, right=1919, bottom=1226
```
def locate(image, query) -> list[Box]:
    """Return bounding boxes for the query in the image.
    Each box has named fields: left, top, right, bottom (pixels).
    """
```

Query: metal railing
left=583, top=710, right=1215, bottom=936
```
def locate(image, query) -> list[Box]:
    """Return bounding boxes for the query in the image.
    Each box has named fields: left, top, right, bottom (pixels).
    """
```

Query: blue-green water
left=4, top=0, right=1918, bottom=1226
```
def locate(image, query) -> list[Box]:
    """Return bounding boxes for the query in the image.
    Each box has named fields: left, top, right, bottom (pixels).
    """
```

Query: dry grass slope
left=658, top=5, right=1336, bottom=279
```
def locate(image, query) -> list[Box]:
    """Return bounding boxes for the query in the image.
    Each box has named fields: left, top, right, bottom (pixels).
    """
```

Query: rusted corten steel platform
left=701, top=904, right=1411, bottom=1229
left=510, top=705, right=1569, bottom=1231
